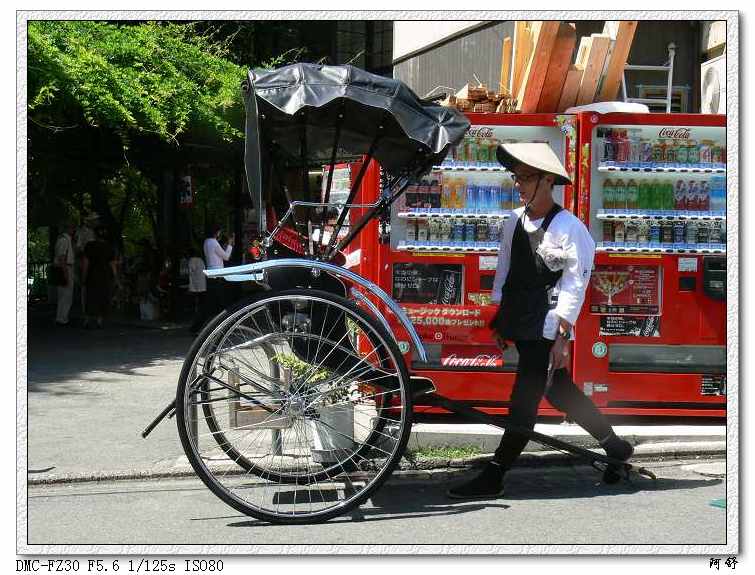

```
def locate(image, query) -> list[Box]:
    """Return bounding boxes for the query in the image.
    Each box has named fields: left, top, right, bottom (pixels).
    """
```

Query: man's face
left=511, top=166, right=544, bottom=206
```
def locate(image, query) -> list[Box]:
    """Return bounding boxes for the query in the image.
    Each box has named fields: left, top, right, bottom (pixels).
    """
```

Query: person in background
left=187, top=245, right=208, bottom=334
left=447, top=143, right=633, bottom=500
left=81, top=224, right=118, bottom=329
left=76, top=212, right=98, bottom=313
left=190, top=225, right=234, bottom=334
left=54, top=219, right=76, bottom=326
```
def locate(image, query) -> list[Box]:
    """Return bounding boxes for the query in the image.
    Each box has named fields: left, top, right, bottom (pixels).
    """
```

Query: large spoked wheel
left=176, top=289, right=413, bottom=524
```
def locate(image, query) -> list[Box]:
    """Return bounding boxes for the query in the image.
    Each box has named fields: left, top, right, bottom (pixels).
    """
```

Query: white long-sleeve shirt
left=203, top=238, right=233, bottom=270
left=491, top=206, right=595, bottom=340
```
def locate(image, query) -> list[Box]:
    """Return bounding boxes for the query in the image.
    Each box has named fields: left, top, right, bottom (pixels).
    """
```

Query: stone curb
left=28, top=440, right=725, bottom=487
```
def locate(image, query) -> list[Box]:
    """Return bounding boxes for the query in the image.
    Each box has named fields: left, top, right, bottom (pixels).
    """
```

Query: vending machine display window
left=588, top=123, right=726, bottom=255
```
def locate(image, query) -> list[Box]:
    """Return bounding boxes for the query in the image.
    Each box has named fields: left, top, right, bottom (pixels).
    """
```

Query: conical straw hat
left=496, top=142, right=571, bottom=186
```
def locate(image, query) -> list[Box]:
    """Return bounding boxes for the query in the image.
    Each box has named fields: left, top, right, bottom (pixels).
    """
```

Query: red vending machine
left=359, top=113, right=579, bottom=416
left=572, top=112, right=726, bottom=417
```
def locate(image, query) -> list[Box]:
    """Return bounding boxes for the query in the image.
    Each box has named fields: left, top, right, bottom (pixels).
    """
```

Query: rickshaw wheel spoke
left=176, top=289, right=412, bottom=524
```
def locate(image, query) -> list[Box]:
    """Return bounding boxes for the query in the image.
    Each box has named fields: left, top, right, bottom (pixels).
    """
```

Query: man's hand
left=493, top=333, right=509, bottom=351
left=550, top=337, right=571, bottom=371
left=228, top=234, right=235, bottom=246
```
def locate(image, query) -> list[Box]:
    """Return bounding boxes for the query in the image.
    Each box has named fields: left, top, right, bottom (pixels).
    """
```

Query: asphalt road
left=26, top=458, right=726, bottom=547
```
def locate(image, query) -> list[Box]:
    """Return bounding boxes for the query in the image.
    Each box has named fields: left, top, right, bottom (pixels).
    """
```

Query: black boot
left=446, top=461, right=506, bottom=499
left=601, top=434, right=634, bottom=484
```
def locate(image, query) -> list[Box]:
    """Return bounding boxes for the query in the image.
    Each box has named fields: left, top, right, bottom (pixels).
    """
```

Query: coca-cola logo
left=441, top=354, right=502, bottom=367
left=658, top=127, right=691, bottom=139
left=440, top=274, right=456, bottom=304
left=467, top=126, right=494, bottom=138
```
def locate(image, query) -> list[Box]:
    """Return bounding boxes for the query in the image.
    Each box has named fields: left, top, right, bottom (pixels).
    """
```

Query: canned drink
left=698, top=181, right=710, bottom=211
left=629, top=130, right=642, bottom=163
left=696, top=221, right=710, bottom=244
left=476, top=219, right=488, bottom=242
left=603, top=221, right=614, bottom=242
left=661, top=222, right=674, bottom=244
left=686, top=180, right=700, bottom=211
left=603, top=179, right=615, bottom=210
left=649, top=221, right=661, bottom=244
left=465, top=219, right=477, bottom=242
left=673, top=220, right=686, bottom=244
left=440, top=218, right=453, bottom=242
left=613, top=222, right=625, bottom=243
left=637, top=221, right=649, bottom=245
left=664, top=140, right=677, bottom=164
left=441, top=181, right=453, bottom=210
left=652, top=140, right=665, bottom=163
left=688, top=140, right=700, bottom=165
left=699, top=140, right=713, bottom=165
left=416, top=220, right=429, bottom=242
left=710, top=220, right=723, bottom=244
left=488, top=219, right=501, bottom=243
left=711, top=144, right=723, bottom=164
left=476, top=139, right=489, bottom=163
left=676, top=140, right=689, bottom=164
left=428, top=219, right=441, bottom=242
left=613, top=178, right=626, bottom=209
left=626, top=179, right=639, bottom=210
left=405, top=184, right=416, bottom=209
left=685, top=220, right=698, bottom=244
left=405, top=221, right=417, bottom=242
left=452, top=219, right=465, bottom=243
left=603, top=130, right=615, bottom=162
left=625, top=221, right=638, bottom=243
left=674, top=180, right=688, bottom=211
left=430, top=180, right=442, bottom=209
left=640, top=139, right=653, bottom=163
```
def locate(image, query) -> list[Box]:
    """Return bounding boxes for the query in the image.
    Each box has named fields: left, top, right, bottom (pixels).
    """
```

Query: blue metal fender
left=206, top=259, right=427, bottom=362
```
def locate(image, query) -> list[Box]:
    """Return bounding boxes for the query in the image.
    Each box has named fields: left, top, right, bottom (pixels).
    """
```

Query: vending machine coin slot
left=702, top=256, right=726, bottom=300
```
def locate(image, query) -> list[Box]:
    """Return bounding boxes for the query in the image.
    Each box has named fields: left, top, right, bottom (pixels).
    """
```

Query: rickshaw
left=143, top=63, right=655, bottom=525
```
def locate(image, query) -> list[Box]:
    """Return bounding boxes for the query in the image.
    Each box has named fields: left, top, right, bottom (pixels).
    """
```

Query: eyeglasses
left=511, top=172, right=542, bottom=184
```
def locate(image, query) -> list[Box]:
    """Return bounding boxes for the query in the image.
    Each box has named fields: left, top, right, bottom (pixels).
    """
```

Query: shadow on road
left=220, top=465, right=722, bottom=527
left=26, top=310, right=194, bottom=393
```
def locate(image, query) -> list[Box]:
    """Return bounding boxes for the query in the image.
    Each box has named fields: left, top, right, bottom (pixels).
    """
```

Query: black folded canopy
left=244, top=63, right=470, bottom=176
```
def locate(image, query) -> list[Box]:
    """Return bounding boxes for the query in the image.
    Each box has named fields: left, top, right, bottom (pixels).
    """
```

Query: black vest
left=490, top=204, right=563, bottom=341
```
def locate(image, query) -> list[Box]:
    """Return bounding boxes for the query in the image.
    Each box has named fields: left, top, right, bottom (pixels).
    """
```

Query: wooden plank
left=536, top=22, right=577, bottom=112
left=574, top=35, right=593, bottom=69
left=512, top=21, right=532, bottom=98
left=499, top=36, right=512, bottom=94
left=517, top=21, right=561, bottom=113
left=556, top=65, right=584, bottom=112
left=597, top=21, right=638, bottom=101
left=575, top=34, right=611, bottom=106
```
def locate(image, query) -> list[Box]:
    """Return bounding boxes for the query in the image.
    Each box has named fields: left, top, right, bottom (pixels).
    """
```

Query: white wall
left=393, top=21, right=486, bottom=62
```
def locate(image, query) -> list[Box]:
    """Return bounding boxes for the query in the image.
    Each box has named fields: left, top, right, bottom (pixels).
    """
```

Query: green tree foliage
left=28, top=20, right=246, bottom=147
left=27, top=20, right=255, bottom=267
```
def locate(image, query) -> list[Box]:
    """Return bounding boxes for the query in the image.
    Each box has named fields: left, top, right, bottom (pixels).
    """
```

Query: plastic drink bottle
left=603, top=178, right=615, bottom=210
